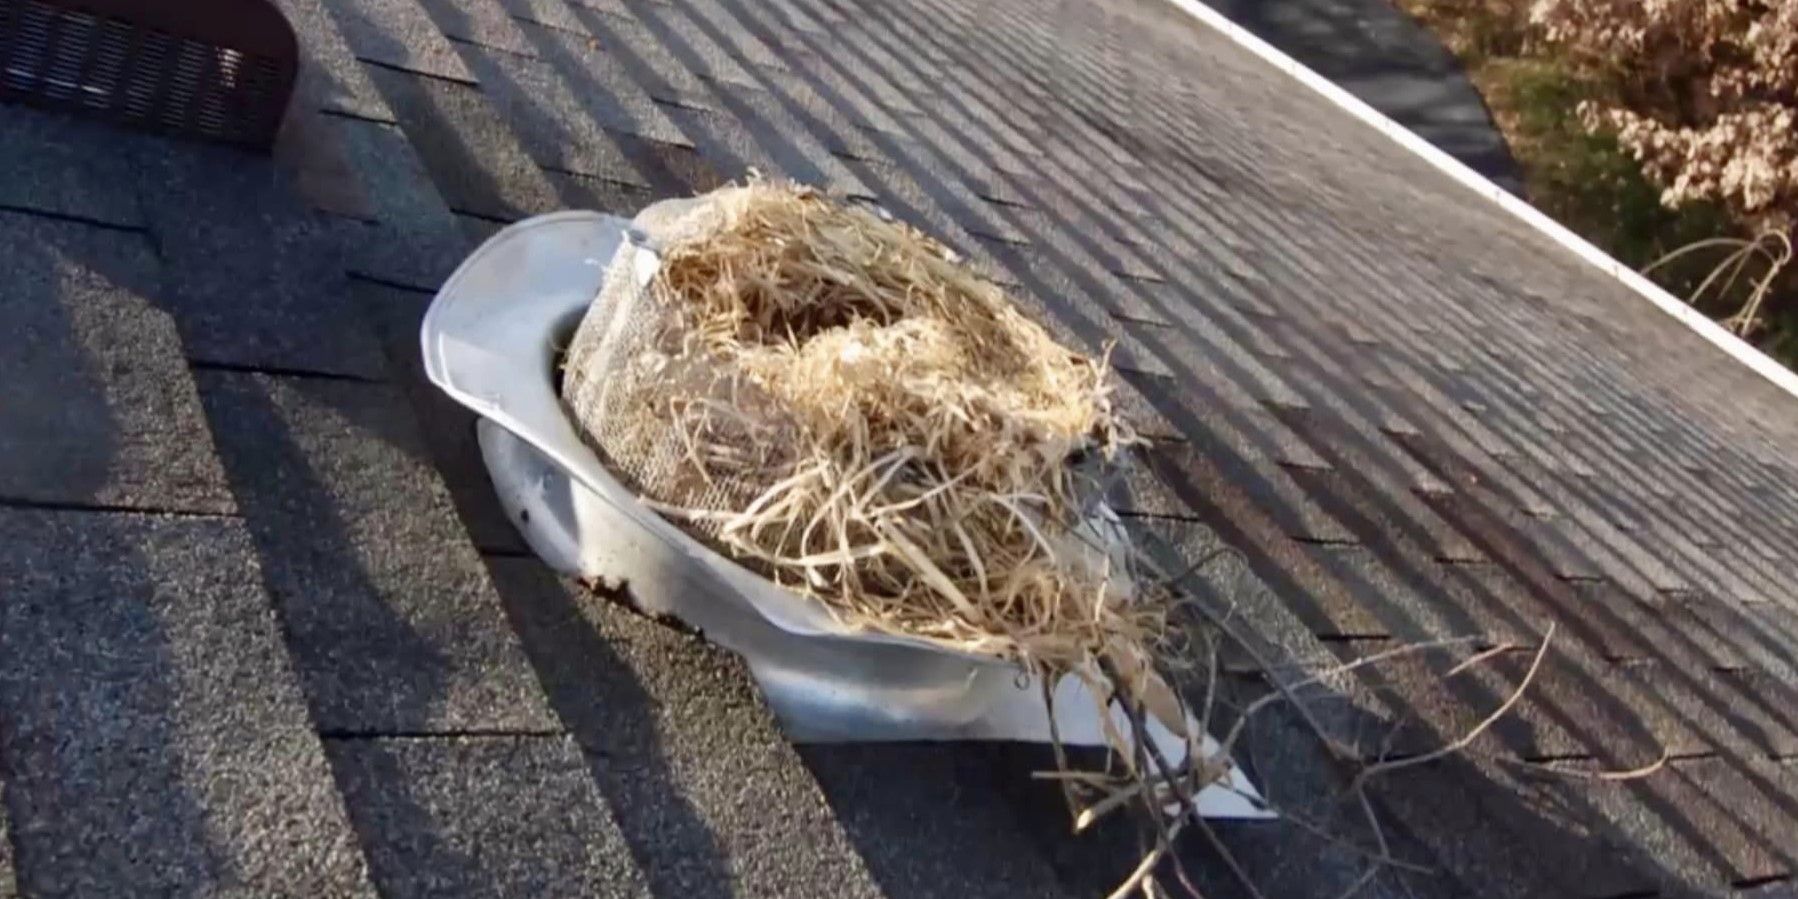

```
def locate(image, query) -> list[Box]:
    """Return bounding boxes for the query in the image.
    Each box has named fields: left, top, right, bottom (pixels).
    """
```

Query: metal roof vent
left=0, top=0, right=297, bottom=150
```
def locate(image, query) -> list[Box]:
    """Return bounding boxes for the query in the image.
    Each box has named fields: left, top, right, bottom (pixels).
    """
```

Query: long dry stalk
left=1645, top=229, right=1794, bottom=336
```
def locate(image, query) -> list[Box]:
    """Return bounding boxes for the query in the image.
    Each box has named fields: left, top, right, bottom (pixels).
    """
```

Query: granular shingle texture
left=194, top=370, right=556, bottom=734
left=0, top=508, right=373, bottom=898
left=0, top=213, right=233, bottom=514
left=325, top=735, right=650, bottom=898
left=1, top=0, right=1797, bottom=895
left=481, top=558, right=891, bottom=899
left=0, top=782, right=16, bottom=899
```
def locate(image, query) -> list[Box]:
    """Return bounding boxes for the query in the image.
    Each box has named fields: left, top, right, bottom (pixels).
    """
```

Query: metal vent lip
left=0, top=0, right=297, bottom=150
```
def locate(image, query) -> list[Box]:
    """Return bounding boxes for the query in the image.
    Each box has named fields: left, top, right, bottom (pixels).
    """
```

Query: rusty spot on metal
left=577, top=573, right=701, bottom=638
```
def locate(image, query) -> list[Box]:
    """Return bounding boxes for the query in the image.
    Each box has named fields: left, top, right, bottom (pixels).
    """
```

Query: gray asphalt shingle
left=482, top=558, right=887, bottom=899
left=416, top=0, right=537, bottom=56
left=195, top=371, right=555, bottom=734
left=509, top=19, right=693, bottom=146
left=0, top=786, right=15, bottom=899
left=451, top=41, right=662, bottom=187
left=0, top=212, right=233, bottom=514
left=0, top=107, right=144, bottom=227
left=566, top=6, right=725, bottom=110
left=325, top=115, right=474, bottom=291
left=0, top=508, right=374, bottom=898
left=658, top=100, right=873, bottom=199
left=275, top=0, right=398, bottom=121
left=580, top=2, right=761, bottom=94
left=325, top=0, right=477, bottom=83
left=132, top=145, right=389, bottom=379
left=326, top=736, right=651, bottom=898
left=282, top=110, right=387, bottom=221
left=797, top=744, right=1079, bottom=898
left=363, top=64, right=561, bottom=222
left=493, top=0, right=587, bottom=34
left=357, top=279, right=530, bottom=555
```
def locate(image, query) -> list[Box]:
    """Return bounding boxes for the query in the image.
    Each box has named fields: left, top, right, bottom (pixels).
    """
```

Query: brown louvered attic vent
left=0, top=0, right=298, bottom=150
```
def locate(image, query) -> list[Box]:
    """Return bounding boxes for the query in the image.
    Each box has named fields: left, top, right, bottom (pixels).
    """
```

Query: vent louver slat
left=0, top=0, right=296, bottom=149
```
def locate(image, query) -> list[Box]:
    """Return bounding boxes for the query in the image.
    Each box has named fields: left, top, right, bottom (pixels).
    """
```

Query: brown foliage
left=1532, top=0, right=1798, bottom=230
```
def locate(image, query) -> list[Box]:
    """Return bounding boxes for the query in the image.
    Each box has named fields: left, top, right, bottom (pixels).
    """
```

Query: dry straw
left=607, top=181, right=1183, bottom=713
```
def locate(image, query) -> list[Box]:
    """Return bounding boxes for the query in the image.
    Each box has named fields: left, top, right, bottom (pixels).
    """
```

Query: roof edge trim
left=1161, top=0, right=1798, bottom=399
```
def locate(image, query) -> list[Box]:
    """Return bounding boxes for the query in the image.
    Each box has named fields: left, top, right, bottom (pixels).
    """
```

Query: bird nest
left=562, top=180, right=1183, bottom=725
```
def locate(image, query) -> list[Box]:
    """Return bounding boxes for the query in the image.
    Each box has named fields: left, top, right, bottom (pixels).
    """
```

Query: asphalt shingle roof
left=2, top=0, right=1796, bottom=896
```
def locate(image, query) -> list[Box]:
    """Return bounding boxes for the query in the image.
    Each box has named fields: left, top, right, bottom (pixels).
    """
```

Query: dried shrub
left=1396, top=0, right=1535, bottom=61
left=1531, top=0, right=1798, bottom=231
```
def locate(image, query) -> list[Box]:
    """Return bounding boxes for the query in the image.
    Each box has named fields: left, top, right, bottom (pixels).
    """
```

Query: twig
left=1689, top=239, right=1758, bottom=306
left=1040, top=674, right=1082, bottom=821
left=1444, top=641, right=1524, bottom=677
left=1646, top=230, right=1793, bottom=337
left=1102, top=658, right=1271, bottom=899
left=1107, top=843, right=1169, bottom=899
left=1643, top=236, right=1753, bottom=274
left=1354, top=787, right=1391, bottom=880
left=1502, top=749, right=1670, bottom=781
left=1186, top=808, right=1268, bottom=899
left=1353, top=624, right=1556, bottom=786
left=1171, top=856, right=1208, bottom=899
left=1108, top=660, right=1199, bottom=897
left=1140, top=539, right=1489, bottom=767
left=1074, top=780, right=1146, bottom=833
left=1331, top=866, right=1379, bottom=899
left=1196, top=631, right=1221, bottom=756
left=1725, top=230, right=1793, bottom=335
left=1216, top=634, right=1488, bottom=763
left=1138, top=534, right=1563, bottom=894
left=1254, top=801, right=1434, bottom=874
